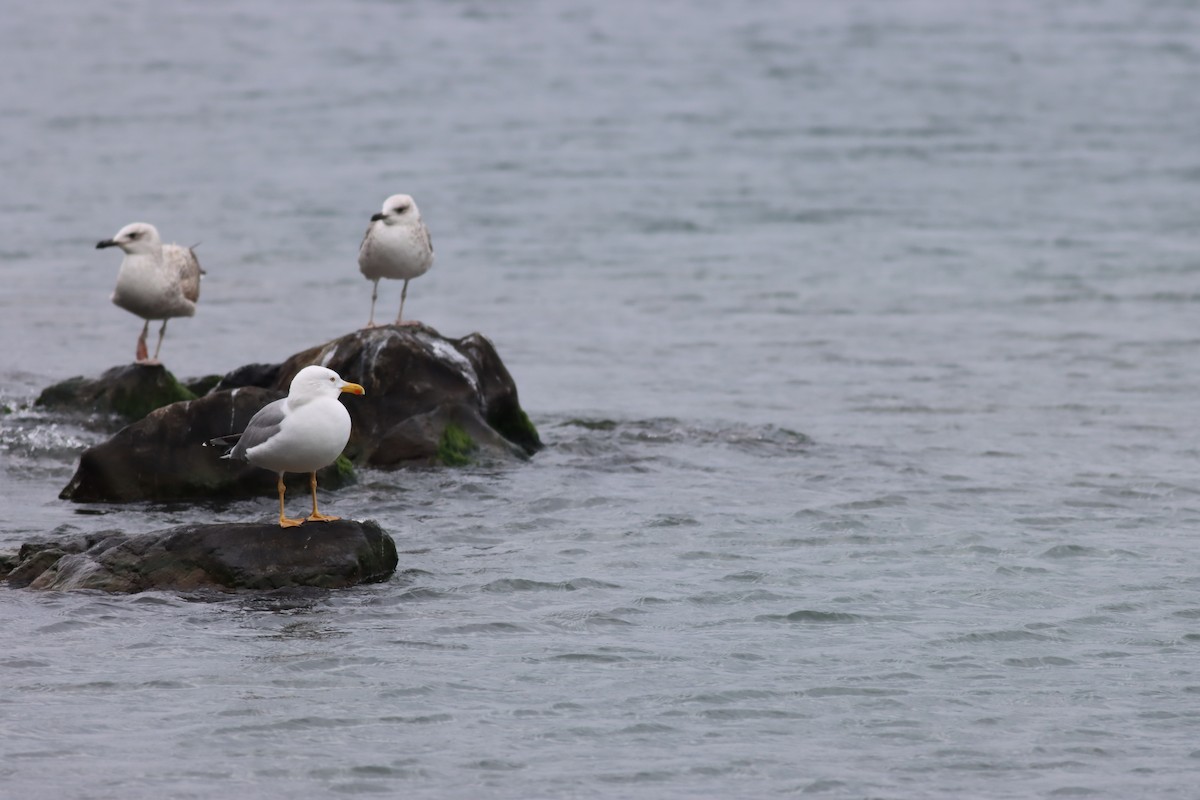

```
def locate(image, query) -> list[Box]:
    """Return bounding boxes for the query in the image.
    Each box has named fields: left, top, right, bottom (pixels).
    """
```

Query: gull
left=96, top=222, right=203, bottom=364
left=357, top=193, right=434, bottom=327
left=210, top=366, right=366, bottom=528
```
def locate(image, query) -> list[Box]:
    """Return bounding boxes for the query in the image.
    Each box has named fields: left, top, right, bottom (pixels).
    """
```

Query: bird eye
left=128, top=232, right=140, bottom=239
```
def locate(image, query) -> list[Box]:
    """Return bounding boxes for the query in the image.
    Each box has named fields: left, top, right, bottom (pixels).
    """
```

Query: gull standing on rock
left=96, top=222, right=203, bottom=364
left=358, top=193, right=434, bottom=327
left=209, top=366, right=365, bottom=528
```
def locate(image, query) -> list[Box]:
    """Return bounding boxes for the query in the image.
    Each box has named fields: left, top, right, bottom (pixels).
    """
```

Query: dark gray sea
left=3, top=1, right=1200, bottom=797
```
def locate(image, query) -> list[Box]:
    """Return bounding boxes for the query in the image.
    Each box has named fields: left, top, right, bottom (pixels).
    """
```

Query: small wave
left=757, top=609, right=871, bottom=624
left=0, top=420, right=93, bottom=457
left=698, top=708, right=810, bottom=720
left=688, top=590, right=788, bottom=605
left=940, top=629, right=1057, bottom=644
left=553, top=416, right=812, bottom=456
left=1040, top=544, right=1103, bottom=558
left=481, top=577, right=620, bottom=593
left=465, top=759, right=525, bottom=771
left=432, top=622, right=531, bottom=635
left=550, top=652, right=628, bottom=663
left=388, top=639, right=468, bottom=651
left=805, top=686, right=907, bottom=697
left=685, top=688, right=785, bottom=704
left=834, top=494, right=907, bottom=510
left=378, top=714, right=454, bottom=725
left=618, top=723, right=677, bottom=735
left=1003, top=656, right=1078, bottom=668
left=544, top=612, right=634, bottom=630
left=995, top=565, right=1052, bottom=576
left=634, top=216, right=703, bottom=234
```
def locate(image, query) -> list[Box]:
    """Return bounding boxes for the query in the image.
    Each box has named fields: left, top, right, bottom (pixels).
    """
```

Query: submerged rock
left=2, top=519, right=397, bottom=593
left=35, top=363, right=196, bottom=423
left=58, top=324, right=541, bottom=503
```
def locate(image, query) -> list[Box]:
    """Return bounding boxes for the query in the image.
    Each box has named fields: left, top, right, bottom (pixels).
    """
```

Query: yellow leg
left=306, top=471, right=340, bottom=522
left=277, top=474, right=304, bottom=528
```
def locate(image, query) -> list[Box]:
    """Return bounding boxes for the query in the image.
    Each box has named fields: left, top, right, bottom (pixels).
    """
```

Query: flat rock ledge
left=2, top=519, right=397, bottom=593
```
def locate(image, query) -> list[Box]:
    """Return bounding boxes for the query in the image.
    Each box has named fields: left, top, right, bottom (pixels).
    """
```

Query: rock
left=5, top=546, right=73, bottom=588
left=257, top=323, right=542, bottom=464
left=35, top=363, right=197, bottom=423
left=58, top=386, right=354, bottom=503
left=59, top=325, right=541, bottom=502
left=211, top=362, right=283, bottom=393
left=3, top=519, right=397, bottom=593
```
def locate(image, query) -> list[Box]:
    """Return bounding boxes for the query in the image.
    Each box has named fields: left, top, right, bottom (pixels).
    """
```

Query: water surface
left=2, top=1, right=1200, bottom=797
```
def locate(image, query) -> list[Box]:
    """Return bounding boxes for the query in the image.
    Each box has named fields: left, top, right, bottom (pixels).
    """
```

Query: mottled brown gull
left=96, top=222, right=203, bottom=364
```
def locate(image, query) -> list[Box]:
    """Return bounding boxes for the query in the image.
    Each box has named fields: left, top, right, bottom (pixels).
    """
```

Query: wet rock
left=35, top=363, right=196, bottom=423
left=5, top=545, right=74, bottom=588
left=211, top=362, right=283, bottom=393
left=58, top=386, right=353, bottom=503
left=59, top=324, right=540, bottom=502
left=3, top=519, right=397, bottom=593
left=269, top=323, right=542, bottom=463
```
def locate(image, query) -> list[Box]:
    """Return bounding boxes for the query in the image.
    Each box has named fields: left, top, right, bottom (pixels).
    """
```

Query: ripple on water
left=938, top=629, right=1060, bottom=644
left=481, top=577, right=621, bottom=592
left=432, top=622, right=533, bottom=635
left=756, top=610, right=874, bottom=624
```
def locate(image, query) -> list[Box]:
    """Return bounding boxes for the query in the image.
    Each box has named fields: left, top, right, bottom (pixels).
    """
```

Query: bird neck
left=124, top=243, right=164, bottom=264
left=287, top=392, right=325, bottom=411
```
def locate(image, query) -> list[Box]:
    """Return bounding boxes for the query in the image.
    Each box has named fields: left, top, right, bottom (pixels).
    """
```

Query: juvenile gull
left=210, top=366, right=365, bottom=528
left=96, top=222, right=203, bottom=364
left=357, top=193, right=434, bottom=327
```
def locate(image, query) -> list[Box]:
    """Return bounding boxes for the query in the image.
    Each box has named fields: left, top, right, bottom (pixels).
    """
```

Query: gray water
left=2, top=0, right=1200, bottom=797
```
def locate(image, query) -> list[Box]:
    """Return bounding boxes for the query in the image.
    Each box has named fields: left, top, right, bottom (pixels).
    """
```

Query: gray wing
left=165, top=244, right=203, bottom=303
left=225, top=398, right=288, bottom=461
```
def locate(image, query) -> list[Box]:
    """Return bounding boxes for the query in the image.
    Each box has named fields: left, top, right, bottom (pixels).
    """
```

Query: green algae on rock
left=36, top=363, right=196, bottom=423
left=436, top=422, right=477, bottom=466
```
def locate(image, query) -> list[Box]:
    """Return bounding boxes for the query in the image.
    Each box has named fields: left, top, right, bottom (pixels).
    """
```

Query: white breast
left=359, top=221, right=434, bottom=282
left=245, top=398, right=352, bottom=474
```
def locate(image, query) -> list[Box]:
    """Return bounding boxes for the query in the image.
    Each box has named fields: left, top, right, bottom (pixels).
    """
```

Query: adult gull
left=210, top=365, right=365, bottom=528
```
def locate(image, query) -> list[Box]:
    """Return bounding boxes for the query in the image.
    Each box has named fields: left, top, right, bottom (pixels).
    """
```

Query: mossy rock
left=329, top=454, right=356, bottom=485
left=36, top=364, right=196, bottom=423
left=488, top=407, right=542, bottom=453
left=436, top=422, right=477, bottom=466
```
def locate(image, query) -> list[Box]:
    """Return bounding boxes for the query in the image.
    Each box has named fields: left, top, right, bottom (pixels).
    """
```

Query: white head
left=287, top=365, right=366, bottom=405
left=370, top=194, right=421, bottom=226
left=96, top=222, right=163, bottom=255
